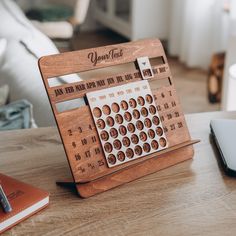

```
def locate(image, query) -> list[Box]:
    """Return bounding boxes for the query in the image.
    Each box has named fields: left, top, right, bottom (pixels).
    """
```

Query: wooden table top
left=1, top=111, right=236, bottom=236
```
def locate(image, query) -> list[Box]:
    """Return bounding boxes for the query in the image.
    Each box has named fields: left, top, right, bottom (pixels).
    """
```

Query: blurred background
left=0, top=0, right=236, bottom=129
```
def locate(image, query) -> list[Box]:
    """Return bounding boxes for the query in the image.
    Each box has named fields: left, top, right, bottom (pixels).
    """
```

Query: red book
left=0, top=173, right=49, bottom=234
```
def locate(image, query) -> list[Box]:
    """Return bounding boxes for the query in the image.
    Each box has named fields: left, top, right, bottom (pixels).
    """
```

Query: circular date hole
left=96, top=119, right=105, bottom=129
left=137, top=96, right=145, bottom=106
left=119, top=125, right=127, bottom=136
left=104, top=142, right=113, bottom=153
left=131, top=134, right=139, bottom=144
left=136, top=120, right=144, bottom=130
left=129, top=98, right=137, bottom=108
left=148, top=129, right=155, bottom=139
left=106, top=116, right=114, bottom=127
left=102, top=105, right=111, bottom=115
left=100, top=130, right=109, bottom=141
left=132, top=109, right=140, bottom=119
left=122, top=137, right=130, bottom=147
left=126, top=148, right=134, bottom=159
left=134, top=145, right=143, bottom=156
left=120, top=100, right=128, bottom=110
left=151, top=140, right=159, bottom=150
left=156, top=127, right=164, bottom=136
left=109, top=128, right=118, bottom=138
left=107, top=154, right=116, bottom=165
left=111, top=103, right=120, bottom=113
left=113, top=139, right=122, bottom=150
left=115, top=114, right=123, bottom=124
left=152, top=116, right=160, bottom=126
left=159, top=137, right=167, bottom=147
left=93, top=107, right=102, bottom=118
left=149, top=105, right=156, bottom=115
left=124, top=112, right=132, bottom=122
left=143, top=143, right=151, bottom=153
left=139, top=131, right=147, bottom=142
left=145, top=94, right=153, bottom=104
left=117, top=151, right=125, bottom=162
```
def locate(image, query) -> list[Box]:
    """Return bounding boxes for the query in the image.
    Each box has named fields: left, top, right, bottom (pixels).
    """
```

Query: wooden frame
left=38, top=38, right=199, bottom=198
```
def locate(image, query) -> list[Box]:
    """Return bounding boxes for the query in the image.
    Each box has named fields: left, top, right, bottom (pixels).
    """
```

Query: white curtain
left=168, top=0, right=230, bottom=69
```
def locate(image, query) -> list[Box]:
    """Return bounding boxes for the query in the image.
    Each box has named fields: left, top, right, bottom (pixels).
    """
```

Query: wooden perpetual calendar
left=39, top=39, right=199, bottom=198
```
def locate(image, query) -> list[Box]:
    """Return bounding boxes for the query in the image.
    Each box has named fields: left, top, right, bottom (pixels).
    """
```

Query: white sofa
left=0, top=0, right=82, bottom=127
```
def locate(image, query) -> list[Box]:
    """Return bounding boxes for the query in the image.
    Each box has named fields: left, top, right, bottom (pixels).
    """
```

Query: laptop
left=210, top=119, right=236, bottom=175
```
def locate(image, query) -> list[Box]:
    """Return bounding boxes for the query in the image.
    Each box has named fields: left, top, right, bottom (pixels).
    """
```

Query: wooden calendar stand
left=39, top=39, right=199, bottom=198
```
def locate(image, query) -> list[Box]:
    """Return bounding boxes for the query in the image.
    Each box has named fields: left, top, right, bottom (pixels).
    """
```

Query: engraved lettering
left=65, top=86, right=74, bottom=94
left=88, top=48, right=123, bottom=66
left=75, top=84, right=86, bottom=91
left=116, top=76, right=124, bottom=83
left=107, top=77, right=115, bottom=85
left=86, top=82, right=96, bottom=89
left=96, top=80, right=105, bottom=87
left=125, top=74, right=133, bottom=80
left=55, top=88, right=63, bottom=96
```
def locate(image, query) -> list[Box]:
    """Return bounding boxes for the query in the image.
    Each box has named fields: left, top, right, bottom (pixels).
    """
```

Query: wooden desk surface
left=1, top=111, right=236, bottom=236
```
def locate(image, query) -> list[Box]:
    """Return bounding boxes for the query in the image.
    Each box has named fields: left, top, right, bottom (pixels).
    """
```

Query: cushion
left=0, top=0, right=33, bottom=40
left=0, top=38, right=7, bottom=64
left=0, top=39, right=56, bottom=126
left=31, top=20, right=73, bottom=39
left=0, top=0, right=82, bottom=126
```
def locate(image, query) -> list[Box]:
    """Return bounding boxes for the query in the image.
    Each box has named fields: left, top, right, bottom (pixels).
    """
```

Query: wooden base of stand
left=57, top=140, right=199, bottom=198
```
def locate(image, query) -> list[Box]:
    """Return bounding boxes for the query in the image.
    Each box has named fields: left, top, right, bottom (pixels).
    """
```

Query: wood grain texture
left=38, top=38, right=196, bottom=197
left=39, top=38, right=166, bottom=78
left=0, top=111, right=236, bottom=235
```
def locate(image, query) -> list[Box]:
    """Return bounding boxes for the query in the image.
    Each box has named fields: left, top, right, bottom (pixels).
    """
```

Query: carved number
left=164, top=103, right=169, bottom=109
left=75, top=154, right=81, bottom=161
left=157, top=105, right=161, bottom=111
left=167, top=113, right=172, bottom=120
left=175, top=112, right=180, bottom=117
left=88, top=163, right=95, bottom=169
left=170, top=124, right=175, bottom=130
left=171, top=101, right=176, bottom=107
left=95, top=147, right=101, bottom=155
left=81, top=138, right=87, bottom=145
left=91, top=136, right=97, bottom=143
left=78, top=167, right=85, bottom=173
left=98, top=160, right=105, bottom=166
left=85, top=151, right=91, bottom=158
